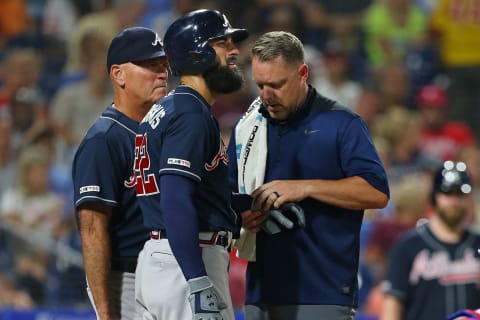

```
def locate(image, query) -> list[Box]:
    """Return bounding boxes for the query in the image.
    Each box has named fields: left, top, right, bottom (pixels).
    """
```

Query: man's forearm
left=82, top=230, right=112, bottom=319
left=78, top=207, right=114, bottom=319
left=303, top=176, right=389, bottom=210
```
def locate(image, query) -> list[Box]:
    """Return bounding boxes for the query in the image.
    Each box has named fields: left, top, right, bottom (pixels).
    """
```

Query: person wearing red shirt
left=418, top=84, right=476, bottom=161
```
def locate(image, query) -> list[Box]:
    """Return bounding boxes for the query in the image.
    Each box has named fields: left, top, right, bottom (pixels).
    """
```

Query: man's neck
left=112, top=100, right=151, bottom=123
left=429, top=215, right=464, bottom=244
left=180, top=75, right=215, bottom=106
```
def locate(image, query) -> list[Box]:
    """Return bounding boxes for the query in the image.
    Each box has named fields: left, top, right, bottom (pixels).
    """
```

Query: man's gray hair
left=251, top=31, right=304, bottom=65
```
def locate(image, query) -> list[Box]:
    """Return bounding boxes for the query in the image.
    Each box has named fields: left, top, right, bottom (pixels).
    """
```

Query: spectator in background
left=31, top=127, right=75, bottom=219
left=9, top=87, right=48, bottom=155
left=0, top=145, right=65, bottom=305
left=381, top=160, right=480, bottom=320
left=0, top=274, right=34, bottom=308
left=42, top=0, right=78, bottom=43
left=250, top=0, right=307, bottom=38
left=313, top=39, right=362, bottom=111
left=417, top=84, right=476, bottom=162
left=430, top=0, right=480, bottom=140
left=0, top=144, right=64, bottom=237
left=0, top=105, right=17, bottom=288
left=0, top=48, right=45, bottom=103
left=372, top=106, right=440, bottom=183
left=0, top=107, right=16, bottom=199
left=355, top=88, right=382, bottom=129
left=311, top=0, right=372, bottom=81
left=363, top=0, right=428, bottom=70
left=63, top=0, right=146, bottom=81
left=372, top=63, right=411, bottom=113
left=50, top=30, right=112, bottom=161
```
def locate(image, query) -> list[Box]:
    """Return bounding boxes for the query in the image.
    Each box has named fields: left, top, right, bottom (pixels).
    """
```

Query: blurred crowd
left=1, top=0, right=480, bottom=317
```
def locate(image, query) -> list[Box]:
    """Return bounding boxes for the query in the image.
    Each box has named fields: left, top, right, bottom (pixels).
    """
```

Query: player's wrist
left=188, top=275, right=212, bottom=293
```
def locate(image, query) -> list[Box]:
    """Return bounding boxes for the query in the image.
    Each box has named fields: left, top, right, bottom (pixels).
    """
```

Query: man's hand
left=188, top=276, right=227, bottom=320
left=241, top=210, right=268, bottom=233
left=251, top=180, right=308, bottom=211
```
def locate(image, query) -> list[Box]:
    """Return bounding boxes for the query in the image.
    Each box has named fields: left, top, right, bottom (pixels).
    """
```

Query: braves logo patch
left=205, top=140, right=228, bottom=171
left=79, top=185, right=100, bottom=193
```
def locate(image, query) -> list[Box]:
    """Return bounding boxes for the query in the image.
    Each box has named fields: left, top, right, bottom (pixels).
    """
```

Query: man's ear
left=110, top=65, right=125, bottom=87
left=298, top=63, right=309, bottom=83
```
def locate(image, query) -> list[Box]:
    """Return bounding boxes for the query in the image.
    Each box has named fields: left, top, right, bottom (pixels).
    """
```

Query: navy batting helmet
left=163, top=9, right=248, bottom=76
left=431, top=161, right=472, bottom=204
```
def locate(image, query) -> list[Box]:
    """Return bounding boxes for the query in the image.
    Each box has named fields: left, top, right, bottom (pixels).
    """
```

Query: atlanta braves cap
left=106, top=27, right=165, bottom=73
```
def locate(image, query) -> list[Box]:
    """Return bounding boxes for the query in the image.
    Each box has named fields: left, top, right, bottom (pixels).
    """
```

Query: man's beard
left=437, top=206, right=467, bottom=230
left=203, top=61, right=243, bottom=94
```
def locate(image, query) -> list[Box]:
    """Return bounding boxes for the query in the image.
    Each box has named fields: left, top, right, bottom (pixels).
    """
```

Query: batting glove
left=188, top=276, right=227, bottom=320
left=261, top=202, right=306, bottom=235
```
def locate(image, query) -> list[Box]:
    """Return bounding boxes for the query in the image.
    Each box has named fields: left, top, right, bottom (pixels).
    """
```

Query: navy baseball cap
left=106, top=27, right=165, bottom=73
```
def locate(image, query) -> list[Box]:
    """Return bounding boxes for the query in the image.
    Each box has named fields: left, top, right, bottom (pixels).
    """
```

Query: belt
left=111, top=257, right=137, bottom=273
left=150, top=230, right=231, bottom=248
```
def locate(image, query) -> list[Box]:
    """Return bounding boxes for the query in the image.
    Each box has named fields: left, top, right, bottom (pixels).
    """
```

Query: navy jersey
left=134, top=85, right=238, bottom=232
left=227, top=86, right=389, bottom=306
left=383, top=223, right=480, bottom=320
left=73, top=105, right=149, bottom=257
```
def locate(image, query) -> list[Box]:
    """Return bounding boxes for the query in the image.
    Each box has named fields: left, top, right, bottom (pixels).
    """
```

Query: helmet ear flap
left=189, top=46, right=217, bottom=71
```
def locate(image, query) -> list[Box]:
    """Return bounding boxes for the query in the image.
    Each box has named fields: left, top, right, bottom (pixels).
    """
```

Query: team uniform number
left=133, top=134, right=159, bottom=195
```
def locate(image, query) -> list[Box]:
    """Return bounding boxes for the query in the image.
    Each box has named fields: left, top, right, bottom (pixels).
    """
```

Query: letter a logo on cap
left=222, top=14, right=230, bottom=28
left=152, top=32, right=163, bottom=46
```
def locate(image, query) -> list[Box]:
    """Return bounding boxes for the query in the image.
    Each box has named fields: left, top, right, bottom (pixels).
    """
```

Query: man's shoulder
left=82, top=110, right=136, bottom=143
left=312, top=97, right=360, bottom=125
left=312, top=91, right=358, bottom=117
left=393, top=222, right=438, bottom=251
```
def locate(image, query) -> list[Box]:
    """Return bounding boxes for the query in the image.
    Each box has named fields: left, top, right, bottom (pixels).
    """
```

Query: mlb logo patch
left=168, top=158, right=191, bottom=168
left=79, top=185, right=100, bottom=194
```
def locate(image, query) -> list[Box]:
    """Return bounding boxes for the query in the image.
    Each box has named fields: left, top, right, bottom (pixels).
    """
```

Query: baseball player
left=381, top=160, right=480, bottom=320
left=133, top=9, right=248, bottom=320
left=72, top=27, right=168, bottom=320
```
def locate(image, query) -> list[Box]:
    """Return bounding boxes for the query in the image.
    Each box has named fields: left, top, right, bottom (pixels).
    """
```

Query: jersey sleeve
left=73, top=135, right=123, bottom=208
left=339, top=116, right=390, bottom=196
left=382, top=237, right=412, bottom=302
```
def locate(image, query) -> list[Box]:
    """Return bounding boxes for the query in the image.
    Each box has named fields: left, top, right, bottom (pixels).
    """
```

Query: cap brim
left=211, top=28, right=249, bottom=43
left=229, top=28, right=249, bottom=43
left=131, top=50, right=166, bottom=63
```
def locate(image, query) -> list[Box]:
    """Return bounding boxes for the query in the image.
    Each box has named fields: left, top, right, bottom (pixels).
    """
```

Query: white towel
left=233, top=97, right=267, bottom=261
